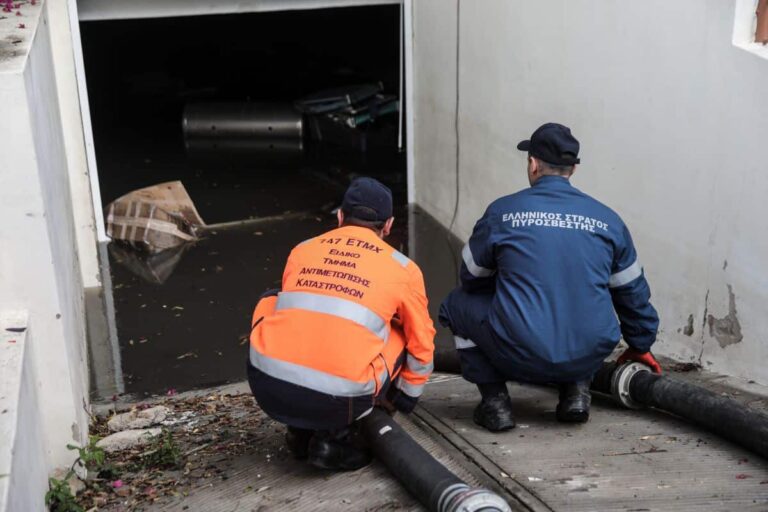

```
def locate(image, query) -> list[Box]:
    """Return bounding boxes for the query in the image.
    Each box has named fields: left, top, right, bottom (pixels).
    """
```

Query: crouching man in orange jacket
left=248, top=177, right=436, bottom=471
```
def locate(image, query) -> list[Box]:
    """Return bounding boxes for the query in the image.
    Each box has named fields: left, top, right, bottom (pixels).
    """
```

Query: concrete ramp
left=91, top=369, right=768, bottom=511
left=157, top=413, right=489, bottom=512
left=417, top=374, right=768, bottom=511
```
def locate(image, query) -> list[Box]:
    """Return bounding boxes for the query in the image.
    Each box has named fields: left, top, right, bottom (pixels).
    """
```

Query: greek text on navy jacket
left=461, top=175, right=659, bottom=381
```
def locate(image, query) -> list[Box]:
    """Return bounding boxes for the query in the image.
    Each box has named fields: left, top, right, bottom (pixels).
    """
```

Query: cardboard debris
left=105, top=181, right=206, bottom=253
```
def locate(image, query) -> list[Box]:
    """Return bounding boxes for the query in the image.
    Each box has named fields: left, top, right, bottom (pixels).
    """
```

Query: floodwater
left=99, top=191, right=462, bottom=399
left=87, top=93, right=460, bottom=399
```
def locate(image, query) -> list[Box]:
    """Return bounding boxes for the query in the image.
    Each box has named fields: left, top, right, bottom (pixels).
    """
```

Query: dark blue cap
left=341, top=177, right=393, bottom=222
left=517, top=123, right=581, bottom=165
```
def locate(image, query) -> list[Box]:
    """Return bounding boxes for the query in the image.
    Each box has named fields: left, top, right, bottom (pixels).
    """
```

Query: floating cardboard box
left=105, top=181, right=206, bottom=253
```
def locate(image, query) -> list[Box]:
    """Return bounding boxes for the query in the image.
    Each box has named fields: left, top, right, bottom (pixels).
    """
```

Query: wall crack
left=697, top=289, right=709, bottom=364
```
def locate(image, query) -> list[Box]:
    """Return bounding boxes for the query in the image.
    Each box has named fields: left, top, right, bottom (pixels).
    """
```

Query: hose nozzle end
left=611, top=362, right=651, bottom=409
left=439, top=483, right=512, bottom=512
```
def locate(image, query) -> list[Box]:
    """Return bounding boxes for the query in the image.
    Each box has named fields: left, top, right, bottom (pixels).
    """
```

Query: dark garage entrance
left=80, top=5, right=418, bottom=397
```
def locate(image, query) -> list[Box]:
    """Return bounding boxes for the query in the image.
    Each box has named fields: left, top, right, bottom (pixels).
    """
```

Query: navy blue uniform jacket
left=461, top=175, right=659, bottom=381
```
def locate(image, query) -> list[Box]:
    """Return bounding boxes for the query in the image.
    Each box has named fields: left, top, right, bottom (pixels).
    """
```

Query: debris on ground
left=97, top=428, right=162, bottom=453
left=669, top=362, right=702, bottom=373
left=108, top=406, right=170, bottom=432
left=49, top=467, right=86, bottom=496
left=68, top=393, right=276, bottom=511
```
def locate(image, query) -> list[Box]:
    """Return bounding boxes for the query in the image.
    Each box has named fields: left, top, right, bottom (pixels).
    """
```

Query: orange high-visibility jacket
left=250, top=225, right=436, bottom=400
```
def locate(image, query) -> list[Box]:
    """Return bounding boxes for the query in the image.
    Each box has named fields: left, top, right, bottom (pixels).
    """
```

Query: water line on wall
left=449, top=0, right=461, bottom=233
left=446, top=0, right=463, bottom=279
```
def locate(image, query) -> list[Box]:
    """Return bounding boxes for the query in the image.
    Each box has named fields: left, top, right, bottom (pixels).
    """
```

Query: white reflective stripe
left=454, top=336, right=477, bottom=350
left=396, top=379, right=425, bottom=398
left=356, top=407, right=374, bottom=421
left=277, top=291, right=389, bottom=341
left=462, top=244, right=494, bottom=277
left=391, top=250, right=410, bottom=267
left=609, top=260, right=643, bottom=288
left=250, top=347, right=376, bottom=397
left=406, top=354, right=433, bottom=376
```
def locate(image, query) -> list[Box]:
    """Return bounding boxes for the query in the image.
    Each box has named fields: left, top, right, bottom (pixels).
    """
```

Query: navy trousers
left=438, top=287, right=509, bottom=385
left=440, top=287, right=604, bottom=385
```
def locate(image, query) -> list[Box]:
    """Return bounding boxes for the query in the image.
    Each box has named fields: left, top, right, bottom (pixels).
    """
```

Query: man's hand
left=617, top=348, right=662, bottom=374
left=381, top=386, right=418, bottom=414
left=375, top=396, right=398, bottom=416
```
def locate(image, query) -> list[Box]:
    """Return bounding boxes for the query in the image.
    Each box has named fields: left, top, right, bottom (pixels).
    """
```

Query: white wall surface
left=48, top=0, right=101, bottom=288
left=0, top=1, right=89, bottom=469
left=0, top=312, right=47, bottom=512
left=412, top=0, right=768, bottom=384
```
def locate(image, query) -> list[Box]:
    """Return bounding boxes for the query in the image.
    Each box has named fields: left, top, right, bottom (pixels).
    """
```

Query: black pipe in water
left=361, top=408, right=511, bottom=512
left=592, top=362, right=768, bottom=459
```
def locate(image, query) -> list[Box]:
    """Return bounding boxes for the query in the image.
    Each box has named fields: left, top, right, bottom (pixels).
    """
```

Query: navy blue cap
left=341, top=177, right=393, bottom=222
left=517, top=123, right=581, bottom=165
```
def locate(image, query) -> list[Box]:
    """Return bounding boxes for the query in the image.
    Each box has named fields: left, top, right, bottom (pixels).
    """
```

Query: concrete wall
left=412, top=0, right=768, bottom=384
left=0, top=1, right=89, bottom=470
left=48, top=0, right=101, bottom=289
left=0, top=312, right=47, bottom=512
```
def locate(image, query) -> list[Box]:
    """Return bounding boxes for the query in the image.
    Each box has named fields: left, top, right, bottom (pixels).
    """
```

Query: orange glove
left=617, top=348, right=662, bottom=374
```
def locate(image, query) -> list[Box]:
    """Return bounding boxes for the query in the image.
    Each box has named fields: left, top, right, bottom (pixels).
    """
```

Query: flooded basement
left=96, top=201, right=461, bottom=399
left=77, top=5, right=458, bottom=399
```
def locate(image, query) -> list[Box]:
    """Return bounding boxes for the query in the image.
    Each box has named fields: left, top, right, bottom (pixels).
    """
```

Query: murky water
left=100, top=200, right=461, bottom=399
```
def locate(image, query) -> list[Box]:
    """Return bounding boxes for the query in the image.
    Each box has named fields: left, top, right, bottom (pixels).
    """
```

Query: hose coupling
left=610, top=361, right=651, bottom=409
left=438, top=483, right=512, bottom=512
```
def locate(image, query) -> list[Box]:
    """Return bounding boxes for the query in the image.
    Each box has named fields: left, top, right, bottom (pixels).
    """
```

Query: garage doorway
left=76, top=3, right=416, bottom=398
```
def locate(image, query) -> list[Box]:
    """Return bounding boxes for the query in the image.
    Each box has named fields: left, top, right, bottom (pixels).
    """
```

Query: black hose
left=361, top=408, right=510, bottom=512
left=591, top=362, right=768, bottom=459
left=589, top=361, right=616, bottom=395
left=434, top=348, right=462, bottom=375
left=628, top=370, right=768, bottom=459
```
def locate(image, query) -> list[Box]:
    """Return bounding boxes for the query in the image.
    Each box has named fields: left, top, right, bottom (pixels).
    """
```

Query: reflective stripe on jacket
left=250, top=225, right=435, bottom=399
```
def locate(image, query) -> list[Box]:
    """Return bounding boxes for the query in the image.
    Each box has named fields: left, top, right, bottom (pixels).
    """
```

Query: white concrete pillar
left=0, top=1, right=89, bottom=469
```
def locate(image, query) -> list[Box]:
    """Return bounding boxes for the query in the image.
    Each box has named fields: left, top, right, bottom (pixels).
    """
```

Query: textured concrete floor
left=418, top=372, right=768, bottom=511
left=152, top=391, right=487, bottom=512
left=123, top=366, right=768, bottom=512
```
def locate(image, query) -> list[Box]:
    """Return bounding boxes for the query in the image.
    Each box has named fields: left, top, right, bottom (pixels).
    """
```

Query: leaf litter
left=74, top=393, right=279, bottom=511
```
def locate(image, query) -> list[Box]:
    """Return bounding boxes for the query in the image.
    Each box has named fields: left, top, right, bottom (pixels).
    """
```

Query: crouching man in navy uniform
left=439, top=123, right=661, bottom=431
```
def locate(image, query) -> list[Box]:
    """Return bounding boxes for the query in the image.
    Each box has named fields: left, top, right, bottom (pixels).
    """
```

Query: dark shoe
left=473, top=393, right=516, bottom=432
left=307, top=428, right=372, bottom=471
left=556, top=380, right=592, bottom=423
left=285, top=426, right=314, bottom=459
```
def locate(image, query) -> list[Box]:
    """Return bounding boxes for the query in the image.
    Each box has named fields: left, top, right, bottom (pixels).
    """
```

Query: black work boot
left=556, top=380, right=592, bottom=423
left=307, top=426, right=372, bottom=471
left=285, top=426, right=314, bottom=460
left=473, top=392, right=516, bottom=432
